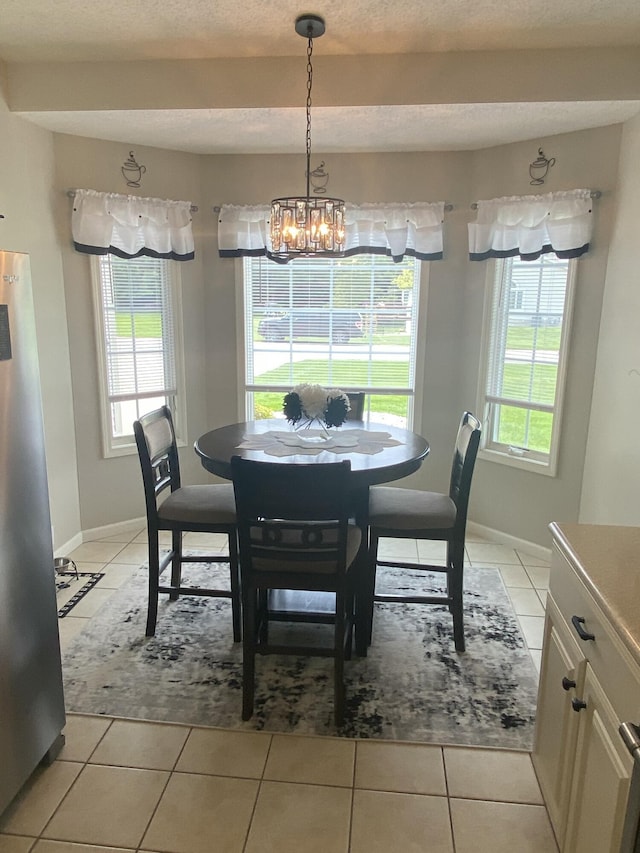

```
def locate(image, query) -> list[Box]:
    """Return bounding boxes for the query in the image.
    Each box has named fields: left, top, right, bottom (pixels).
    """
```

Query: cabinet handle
left=572, top=698, right=588, bottom=712
left=571, top=615, right=595, bottom=641
left=562, top=676, right=576, bottom=691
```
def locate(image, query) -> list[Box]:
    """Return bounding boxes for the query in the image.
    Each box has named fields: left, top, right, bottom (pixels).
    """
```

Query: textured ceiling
left=3, top=0, right=640, bottom=61
left=3, top=0, right=640, bottom=153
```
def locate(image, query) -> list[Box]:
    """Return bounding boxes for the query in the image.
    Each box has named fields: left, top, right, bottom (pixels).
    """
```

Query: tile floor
left=0, top=529, right=557, bottom=852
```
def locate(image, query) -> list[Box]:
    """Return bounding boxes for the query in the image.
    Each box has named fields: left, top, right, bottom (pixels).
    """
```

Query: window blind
left=97, top=255, right=177, bottom=434
left=243, top=254, right=420, bottom=422
left=486, top=255, right=568, bottom=413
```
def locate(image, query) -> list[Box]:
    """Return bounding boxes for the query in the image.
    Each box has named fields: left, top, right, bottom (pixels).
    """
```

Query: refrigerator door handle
left=621, top=723, right=640, bottom=758
left=619, top=723, right=640, bottom=853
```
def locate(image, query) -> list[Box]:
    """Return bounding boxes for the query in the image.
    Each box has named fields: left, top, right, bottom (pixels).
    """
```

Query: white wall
left=5, top=110, right=631, bottom=547
left=579, top=112, right=640, bottom=524
left=463, top=124, right=623, bottom=545
left=0, top=73, right=81, bottom=549
left=52, top=134, right=212, bottom=531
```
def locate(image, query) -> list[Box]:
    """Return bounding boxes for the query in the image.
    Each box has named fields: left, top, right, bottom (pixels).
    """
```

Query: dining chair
left=133, top=406, right=241, bottom=641
left=345, top=392, right=365, bottom=421
left=365, top=411, right=481, bottom=652
left=231, top=456, right=361, bottom=726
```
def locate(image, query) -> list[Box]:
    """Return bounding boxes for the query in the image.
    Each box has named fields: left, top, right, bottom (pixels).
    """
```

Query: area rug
left=61, top=562, right=539, bottom=749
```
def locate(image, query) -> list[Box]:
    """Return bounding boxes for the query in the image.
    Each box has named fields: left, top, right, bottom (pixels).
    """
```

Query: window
left=92, top=255, right=185, bottom=456
left=479, top=255, right=576, bottom=475
left=509, top=289, right=524, bottom=310
left=242, top=255, right=424, bottom=427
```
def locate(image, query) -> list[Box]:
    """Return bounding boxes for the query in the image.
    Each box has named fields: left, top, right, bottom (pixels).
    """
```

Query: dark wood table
left=195, top=419, right=430, bottom=654
left=195, top=419, right=429, bottom=487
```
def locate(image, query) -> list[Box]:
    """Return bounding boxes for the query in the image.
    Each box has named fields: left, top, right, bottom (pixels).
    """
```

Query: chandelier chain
left=269, top=15, right=345, bottom=259
left=305, top=35, right=313, bottom=196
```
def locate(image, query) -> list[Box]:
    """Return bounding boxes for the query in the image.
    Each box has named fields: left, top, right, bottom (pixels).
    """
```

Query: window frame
left=237, top=255, right=428, bottom=431
left=476, top=255, right=577, bottom=477
left=91, top=254, right=187, bottom=458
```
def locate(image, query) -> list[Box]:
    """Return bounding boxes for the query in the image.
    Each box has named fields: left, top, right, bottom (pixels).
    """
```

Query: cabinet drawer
left=551, top=545, right=640, bottom=720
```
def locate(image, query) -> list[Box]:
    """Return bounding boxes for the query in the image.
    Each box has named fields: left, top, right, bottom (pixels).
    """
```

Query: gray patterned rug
left=61, top=562, right=539, bottom=748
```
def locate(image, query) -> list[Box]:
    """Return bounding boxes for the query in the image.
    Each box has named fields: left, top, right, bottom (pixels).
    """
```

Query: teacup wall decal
left=529, top=148, right=555, bottom=186
left=121, top=151, right=146, bottom=188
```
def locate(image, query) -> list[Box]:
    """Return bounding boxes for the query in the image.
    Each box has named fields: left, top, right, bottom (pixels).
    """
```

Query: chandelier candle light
left=270, top=15, right=346, bottom=259
left=283, top=384, right=351, bottom=430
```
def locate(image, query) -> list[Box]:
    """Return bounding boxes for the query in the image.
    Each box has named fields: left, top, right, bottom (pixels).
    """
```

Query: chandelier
left=270, top=14, right=346, bottom=260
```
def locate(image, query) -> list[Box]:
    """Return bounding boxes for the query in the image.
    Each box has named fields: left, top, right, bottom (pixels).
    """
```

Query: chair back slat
left=232, top=457, right=352, bottom=576
left=134, top=406, right=182, bottom=517
left=345, top=392, right=365, bottom=421
left=449, top=411, right=481, bottom=523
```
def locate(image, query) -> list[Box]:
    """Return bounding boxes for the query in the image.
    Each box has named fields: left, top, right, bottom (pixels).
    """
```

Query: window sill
left=478, top=447, right=557, bottom=478
left=102, top=436, right=188, bottom=460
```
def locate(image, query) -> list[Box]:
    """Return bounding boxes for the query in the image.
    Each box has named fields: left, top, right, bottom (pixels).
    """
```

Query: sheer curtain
left=468, top=189, right=594, bottom=261
left=218, top=201, right=446, bottom=262
left=71, top=189, right=195, bottom=261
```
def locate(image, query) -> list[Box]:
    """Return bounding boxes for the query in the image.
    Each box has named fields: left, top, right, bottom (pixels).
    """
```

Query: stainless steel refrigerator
left=0, top=250, right=66, bottom=815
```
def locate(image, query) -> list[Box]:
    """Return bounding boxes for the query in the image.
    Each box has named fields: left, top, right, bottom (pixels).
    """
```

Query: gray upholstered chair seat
left=158, top=483, right=236, bottom=525
left=369, top=487, right=456, bottom=531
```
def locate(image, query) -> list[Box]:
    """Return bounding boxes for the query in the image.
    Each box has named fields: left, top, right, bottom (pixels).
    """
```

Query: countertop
left=549, top=522, right=640, bottom=668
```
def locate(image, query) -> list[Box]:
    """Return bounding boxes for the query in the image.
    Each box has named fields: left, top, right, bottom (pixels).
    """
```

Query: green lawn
left=502, top=363, right=557, bottom=406
left=495, top=405, right=554, bottom=453
left=257, top=360, right=409, bottom=387
left=492, top=362, right=557, bottom=452
left=115, top=312, right=161, bottom=337
left=254, top=359, right=409, bottom=419
left=506, top=326, right=561, bottom=350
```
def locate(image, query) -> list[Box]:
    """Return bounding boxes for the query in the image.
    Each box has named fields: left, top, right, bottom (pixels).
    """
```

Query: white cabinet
left=533, top=525, right=640, bottom=853
left=563, top=665, right=633, bottom=853
left=533, top=595, right=586, bottom=841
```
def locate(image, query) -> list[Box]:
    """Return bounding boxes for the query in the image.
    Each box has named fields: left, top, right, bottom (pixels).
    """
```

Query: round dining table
left=194, top=419, right=430, bottom=488
left=194, top=419, right=430, bottom=655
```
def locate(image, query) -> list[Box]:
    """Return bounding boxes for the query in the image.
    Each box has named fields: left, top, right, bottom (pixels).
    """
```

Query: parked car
left=258, top=309, right=363, bottom=343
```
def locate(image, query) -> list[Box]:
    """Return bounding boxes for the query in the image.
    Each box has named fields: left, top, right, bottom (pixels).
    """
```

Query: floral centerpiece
left=283, top=383, right=351, bottom=429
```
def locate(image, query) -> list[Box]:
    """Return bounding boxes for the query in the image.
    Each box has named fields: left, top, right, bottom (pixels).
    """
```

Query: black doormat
left=56, top=572, right=105, bottom=617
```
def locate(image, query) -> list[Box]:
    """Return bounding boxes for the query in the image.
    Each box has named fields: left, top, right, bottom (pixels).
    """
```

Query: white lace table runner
left=237, top=428, right=403, bottom=457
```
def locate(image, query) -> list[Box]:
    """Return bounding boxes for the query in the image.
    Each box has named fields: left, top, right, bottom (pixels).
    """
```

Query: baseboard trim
left=56, top=516, right=144, bottom=559
left=466, top=521, right=552, bottom=561
left=55, top=518, right=145, bottom=561
left=54, top=532, right=83, bottom=560
left=58, top=516, right=550, bottom=562
left=81, top=517, right=146, bottom=544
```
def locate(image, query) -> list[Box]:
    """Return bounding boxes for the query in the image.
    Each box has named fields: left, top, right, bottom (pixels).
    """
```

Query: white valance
left=468, top=189, right=594, bottom=261
left=217, top=204, right=271, bottom=258
left=218, top=201, right=445, bottom=263
left=71, top=189, right=195, bottom=261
